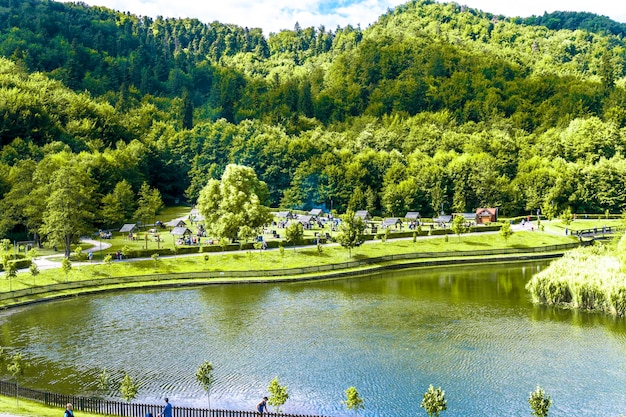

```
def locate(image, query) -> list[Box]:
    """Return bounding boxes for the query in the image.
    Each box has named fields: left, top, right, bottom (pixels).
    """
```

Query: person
left=64, top=403, right=74, bottom=417
left=256, top=396, right=268, bottom=415
left=158, top=398, right=172, bottom=417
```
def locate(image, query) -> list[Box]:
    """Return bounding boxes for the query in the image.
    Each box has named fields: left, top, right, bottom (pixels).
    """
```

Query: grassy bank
left=20, top=231, right=575, bottom=286
left=525, top=244, right=626, bottom=317
left=0, top=395, right=102, bottom=417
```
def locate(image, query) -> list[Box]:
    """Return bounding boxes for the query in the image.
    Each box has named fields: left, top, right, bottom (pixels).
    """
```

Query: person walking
left=158, top=398, right=173, bottom=417
left=256, top=396, right=268, bottom=415
left=64, top=403, right=74, bottom=417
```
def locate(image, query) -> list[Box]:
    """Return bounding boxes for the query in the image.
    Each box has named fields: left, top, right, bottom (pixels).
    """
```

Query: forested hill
left=1, top=0, right=626, bottom=244
left=519, top=11, right=626, bottom=38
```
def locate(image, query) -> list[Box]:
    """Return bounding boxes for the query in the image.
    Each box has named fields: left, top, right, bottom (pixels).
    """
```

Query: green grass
left=540, top=218, right=623, bottom=234
left=0, top=394, right=104, bottom=417
left=7, top=230, right=577, bottom=294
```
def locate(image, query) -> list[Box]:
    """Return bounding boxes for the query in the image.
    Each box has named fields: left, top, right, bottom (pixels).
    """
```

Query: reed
left=526, top=242, right=626, bottom=316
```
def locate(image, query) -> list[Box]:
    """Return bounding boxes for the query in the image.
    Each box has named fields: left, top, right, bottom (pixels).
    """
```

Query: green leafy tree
left=336, top=210, right=366, bottom=258
left=342, top=386, right=364, bottom=417
left=101, top=180, right=136, bottom=228
left=151, top=253, right=160, bottom=271
left=7, top=352, right=26, bottom=407
left=560, top=207, right=573, bottom=226
left=61, top=257, right=72, bottom=282
left=120, top=373, right=139, bottom=403
left=29, top=262, right=39, bottom=286
left=6, top=261, right=17, bottom=292
left=267, top=376, right=289, bottom=413
left=103, top=254, right=113, bottom=276
left=197, top=164, right=273, bottom=243
left=420, top=385, right=447, bottom=417
left=40, top=162, right=96, bottom=258
left=96, top=367, right=111, bottom=398
left=451, top=215, right=467, bottom=242
left=195, top=361, right=216, bottom=409
left=500, top=222, right=513, bottom=244
left=285, top=221, right=304, bottom=251
left=528, top=386, right=552, bottom=417
left=134, top=182, right=163, bottom=228
left=74, top=245, right=83, bottom=268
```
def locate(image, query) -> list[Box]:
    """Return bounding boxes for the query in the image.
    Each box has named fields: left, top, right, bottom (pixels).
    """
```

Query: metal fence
left=0, top=380, right=323, bottom=417
left=0, top=242, right=587, bottom=303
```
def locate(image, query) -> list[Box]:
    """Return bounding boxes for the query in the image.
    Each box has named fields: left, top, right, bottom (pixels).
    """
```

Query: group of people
left=65, top=395, right=270, bottom=417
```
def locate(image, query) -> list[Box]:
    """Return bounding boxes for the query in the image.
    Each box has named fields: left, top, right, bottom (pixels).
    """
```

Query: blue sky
left=59, top=0, right=626, bottom=36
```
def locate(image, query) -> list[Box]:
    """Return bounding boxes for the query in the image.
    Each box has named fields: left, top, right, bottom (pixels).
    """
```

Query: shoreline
left=1, top=250, right=568, bottom=310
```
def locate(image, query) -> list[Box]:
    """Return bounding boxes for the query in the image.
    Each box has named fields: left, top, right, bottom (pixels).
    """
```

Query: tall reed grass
left=526, top=241, right=626, bottom=317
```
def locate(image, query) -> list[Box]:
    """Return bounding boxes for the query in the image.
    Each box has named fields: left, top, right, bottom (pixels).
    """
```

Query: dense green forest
left=1, top=0, right=626, bottom=245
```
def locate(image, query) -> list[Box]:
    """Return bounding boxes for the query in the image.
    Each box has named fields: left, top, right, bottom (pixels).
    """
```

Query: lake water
left=0, top=261, right=624, bottom=417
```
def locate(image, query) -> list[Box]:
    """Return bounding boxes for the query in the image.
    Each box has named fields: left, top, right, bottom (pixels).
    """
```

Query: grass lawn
left=540, top=217, right=623, bottom=235
left=0, top=394, right=103, bottom=417
left=4, top=230, right=578, bottom=295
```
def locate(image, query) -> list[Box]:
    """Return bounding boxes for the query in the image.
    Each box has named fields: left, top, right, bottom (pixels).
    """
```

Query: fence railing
left=0, top=380, right=323, bottom=417
left=0, top=242, right=587, bottom=302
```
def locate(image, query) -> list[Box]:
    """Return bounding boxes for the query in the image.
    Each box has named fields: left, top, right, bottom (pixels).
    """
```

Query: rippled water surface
left=0, top=261, right=625, bottom=417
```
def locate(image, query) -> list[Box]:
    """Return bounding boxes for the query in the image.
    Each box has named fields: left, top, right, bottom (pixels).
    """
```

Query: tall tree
left=40, top=161, right=96, bottom=257
left=134, top=182, right=163, bottom=227
left=101, top=180, right=136, bottom=228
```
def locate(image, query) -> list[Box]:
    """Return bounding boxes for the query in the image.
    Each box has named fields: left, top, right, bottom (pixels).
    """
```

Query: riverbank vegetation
left=525, top=234, right=626, bottom=317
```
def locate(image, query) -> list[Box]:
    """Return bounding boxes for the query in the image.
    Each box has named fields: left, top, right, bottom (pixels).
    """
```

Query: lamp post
left=99, top=233, right=102, bottom=261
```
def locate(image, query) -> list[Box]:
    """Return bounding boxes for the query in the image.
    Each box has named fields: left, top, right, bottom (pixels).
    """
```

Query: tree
left=151, top=253, right=160, bottom=271
left=96, top=367, right=111, bottom=398
left=499, top=222, right=513, bottom=243
left=103, top=254, right=113, bottom=276
left=342, top=386, right=364, bottom=417
left=336, top=210, right=366, bottom=258
left=74, top=245, right=83, bottom=268
left=560, top=207, right=573, bottom=226
left=196, top=361, right=216, bottom=409
left=528, top=386, right=552, bottom=417
left=450, top=215, right=467, bottom=242
left=420, top=385, right=447, bottom=417
left=6, top=261, right=17, bottom=292
left=120, top=373, right=139, bottom=402
left=8, top=352, right=26, bottom=407
left=29, top=263, right=39, bottom=286
left=134, top=182, right=164, bottom=228
left=40, top=161, right=96, bottom=258
left=62, top=257, right=72, bottom=282
left=197, top=164, right=273, bottom=243
left=285, top=222, right=304, bottom=251
left=267, top=376, right=289, bottom=413
left=101, top=180, right=136, bottom=228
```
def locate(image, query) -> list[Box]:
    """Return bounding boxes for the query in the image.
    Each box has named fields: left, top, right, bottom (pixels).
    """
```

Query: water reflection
left=0, top=261, right=624, bottom=417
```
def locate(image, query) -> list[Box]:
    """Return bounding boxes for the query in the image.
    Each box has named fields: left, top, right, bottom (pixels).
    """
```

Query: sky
left=59, top=0, right=626, bottom=36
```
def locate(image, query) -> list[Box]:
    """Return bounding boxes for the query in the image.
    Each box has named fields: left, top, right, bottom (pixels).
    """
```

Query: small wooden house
left=476, top=208, right=498, bottom=224
left=166, top=219, right=187, bottom=228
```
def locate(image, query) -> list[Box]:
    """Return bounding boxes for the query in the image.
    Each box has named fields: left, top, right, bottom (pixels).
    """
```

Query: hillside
left=1, top=0, right=626, bottom=245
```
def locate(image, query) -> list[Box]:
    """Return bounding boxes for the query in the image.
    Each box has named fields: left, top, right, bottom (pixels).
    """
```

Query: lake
left=0, top=261, right=624, bottom=416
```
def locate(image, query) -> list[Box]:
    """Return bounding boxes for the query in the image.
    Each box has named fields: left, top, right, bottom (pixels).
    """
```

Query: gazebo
left=170, top=227, right=193, bottom=237
left=119, top=224, right=138, bottom=234
left=166, top=219, right=187, bottom=228
left=381, top=218, right=403, bottom=229
left=404, top=212, right=421, bottom=220
left=354, top=210, right=371, bottom=221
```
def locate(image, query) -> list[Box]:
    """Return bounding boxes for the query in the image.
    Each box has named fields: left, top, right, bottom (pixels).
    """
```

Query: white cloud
left=58, top=0, right=626, bottom=36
